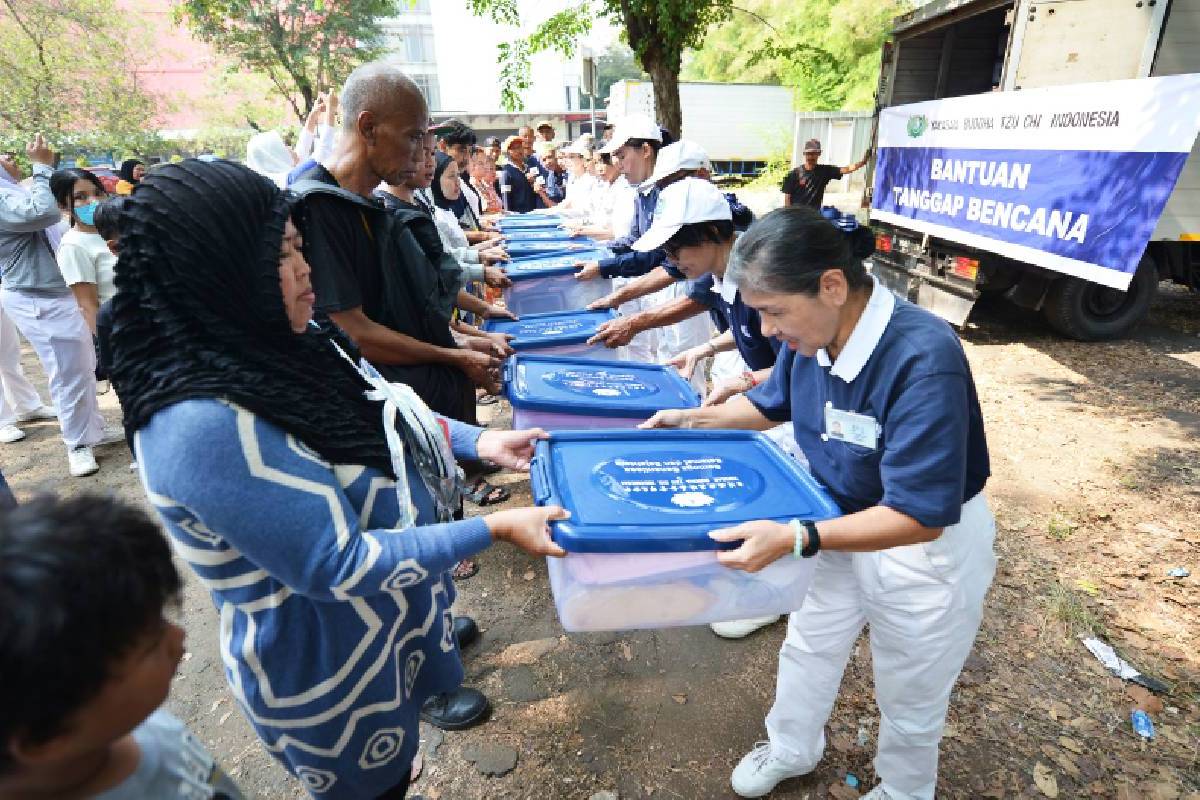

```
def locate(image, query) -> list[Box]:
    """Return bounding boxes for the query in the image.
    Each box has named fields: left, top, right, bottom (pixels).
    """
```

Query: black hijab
left=110, top=159, right=396, bottom=475
left=119, top=159, right=143, bottom=183
left=431, top=151, right=479, bottom=228
left=429, top=152, right=457, bottom=211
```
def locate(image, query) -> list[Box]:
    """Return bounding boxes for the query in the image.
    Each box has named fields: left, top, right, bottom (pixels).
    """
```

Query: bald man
left=296, top=62, right=500, bottom=402
left=292, top=61, right=496, bottom=734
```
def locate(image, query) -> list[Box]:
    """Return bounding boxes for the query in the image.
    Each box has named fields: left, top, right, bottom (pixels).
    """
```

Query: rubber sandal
left=464, top=478, right=510, bottom=506
left=452, top=559, right=480, bottom=580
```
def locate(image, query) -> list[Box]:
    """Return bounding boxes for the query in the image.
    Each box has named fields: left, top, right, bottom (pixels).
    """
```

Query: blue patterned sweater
left=136, top=398, right=493, bottom=799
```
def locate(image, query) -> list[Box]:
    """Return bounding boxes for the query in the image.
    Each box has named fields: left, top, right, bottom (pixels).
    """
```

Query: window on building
left=393, top=24, right=435, bottom=64
left=410, top=73, right=442, bottom=111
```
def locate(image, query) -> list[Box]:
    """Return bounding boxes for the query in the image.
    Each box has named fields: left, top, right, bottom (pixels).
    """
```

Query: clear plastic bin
left=530, top=430, right=842, bottom=631
left=503, top=272, right=613, bottom=316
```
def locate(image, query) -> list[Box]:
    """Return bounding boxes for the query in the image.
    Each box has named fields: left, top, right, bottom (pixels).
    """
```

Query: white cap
left=632, top=178, right=732, bottom=252
left=562, top=136, right=592, bottom=157
left=641, top=140, right=712, bottom=193
left=599, top=114, right=661, bottom=154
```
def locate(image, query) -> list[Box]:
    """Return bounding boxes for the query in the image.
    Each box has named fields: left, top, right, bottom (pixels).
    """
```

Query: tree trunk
left=645, top=59, right=682, bottom=139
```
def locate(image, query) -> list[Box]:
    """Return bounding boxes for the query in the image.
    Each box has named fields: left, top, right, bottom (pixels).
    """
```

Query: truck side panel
left=1151, top=1, right=1200, bottom=242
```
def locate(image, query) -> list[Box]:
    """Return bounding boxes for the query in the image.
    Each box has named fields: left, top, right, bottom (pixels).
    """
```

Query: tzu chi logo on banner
left=871, top=74, right=1200, bottom=290
left=907, top=114, right=928, bottom=139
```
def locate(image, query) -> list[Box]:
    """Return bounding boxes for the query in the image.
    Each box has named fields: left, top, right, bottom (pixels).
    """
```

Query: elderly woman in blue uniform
left=643, top=206, right=995, bottom=800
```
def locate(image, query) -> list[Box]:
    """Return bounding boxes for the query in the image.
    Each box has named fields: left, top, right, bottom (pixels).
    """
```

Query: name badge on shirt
left=824, top=403, right=879, bottom=450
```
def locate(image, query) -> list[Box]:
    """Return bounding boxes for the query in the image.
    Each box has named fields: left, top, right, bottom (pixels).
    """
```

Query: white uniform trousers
left=765, top=493, right=997, bottom=800
left=0, top=290, right=104, bottom=448
left=611, top=277, right=659, bottom=364
left=652, top=281, right=712, bottom=393
left=0, top=300, right=47, bottom=427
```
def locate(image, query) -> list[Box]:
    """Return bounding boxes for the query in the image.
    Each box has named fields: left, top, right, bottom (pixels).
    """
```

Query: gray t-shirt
left=95, top=709, right=246, bottom=800
left=0, top=163, right=69, bottom=294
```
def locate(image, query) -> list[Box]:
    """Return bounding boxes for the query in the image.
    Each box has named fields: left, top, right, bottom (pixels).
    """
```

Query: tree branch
left=730, top=4, right=778, bottom=34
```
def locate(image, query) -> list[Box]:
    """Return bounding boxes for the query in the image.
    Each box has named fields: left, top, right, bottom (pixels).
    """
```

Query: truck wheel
left=1041, top=256, right=1158, bottom=341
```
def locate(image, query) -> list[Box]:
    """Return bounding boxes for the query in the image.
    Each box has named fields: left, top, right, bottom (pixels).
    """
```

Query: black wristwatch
left=791, top=519, right=821, bottom=558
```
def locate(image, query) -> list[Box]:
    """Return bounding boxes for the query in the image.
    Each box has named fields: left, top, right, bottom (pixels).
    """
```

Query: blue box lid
left=505, top=239, right=594, bottom=258
left=482, top=309, right=616, bottom=349
left=498, top=215, right=565, bottom=230
left=504, top=354, right=699, bottom=417
left=504, top=249, right=613, bottom=280
left=502, top=230, right=587, bottom=242
left=530, top=430, right=842, bottom=553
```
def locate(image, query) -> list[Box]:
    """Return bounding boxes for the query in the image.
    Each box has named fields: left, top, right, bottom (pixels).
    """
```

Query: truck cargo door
left=1006, top=0, right=1164, bottom=89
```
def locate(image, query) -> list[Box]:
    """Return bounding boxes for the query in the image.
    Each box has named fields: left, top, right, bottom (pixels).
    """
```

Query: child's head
left=93, top=195, right=127, bottom=257
left=0, top=494, right=183, bottom=776
left=49, top=168, right=108, bottom=228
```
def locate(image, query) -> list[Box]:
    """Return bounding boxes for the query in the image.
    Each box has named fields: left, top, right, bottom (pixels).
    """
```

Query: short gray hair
left=341, top=61, right=424, bottom=131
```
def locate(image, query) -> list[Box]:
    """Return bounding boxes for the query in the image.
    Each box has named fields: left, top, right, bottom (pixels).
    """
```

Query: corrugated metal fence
left=791, top=111, right=875, bottom=195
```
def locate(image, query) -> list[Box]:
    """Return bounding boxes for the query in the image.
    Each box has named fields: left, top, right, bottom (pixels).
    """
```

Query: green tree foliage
left=467, top=0, right=735, bottom=136
left=175, top=0, right=399, bottom=121
left=0, top=0, right=161, bottom=158
left=682, top=0, right=908, bottom=110
left=595, top=43, right=648, bottom=103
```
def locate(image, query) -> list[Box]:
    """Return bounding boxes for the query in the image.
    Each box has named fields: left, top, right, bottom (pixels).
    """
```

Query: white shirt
left=815, top=277, right=895, bottom=382
left=56, top=228, right=117, bottom=302
left=561, top=173, right=599, bottom=214
left=607, top=176, right=638, bottom=239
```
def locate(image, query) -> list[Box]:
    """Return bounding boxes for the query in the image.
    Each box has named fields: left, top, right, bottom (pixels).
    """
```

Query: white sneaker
left=710, top=615, right=781, bottom=639
left=861, top=786, right=895, bottom=800
left=68, top=445, right=99, bottom=477
left=15, top=405, right=56, bottom=422
left=0, top=424, right=26, bottom=444
left=731, top=741, right=811, bottom=798
left=96, top=425, right=125, bottom=446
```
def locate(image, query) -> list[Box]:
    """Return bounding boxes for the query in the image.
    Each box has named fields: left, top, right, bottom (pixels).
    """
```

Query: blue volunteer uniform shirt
left=746, top=279, right=990, bottom=528
left=500, top=162, right=543, bottom=213
left=686, top=273, right=780, bottom=371
left=542, top=168, right=568, bottom=204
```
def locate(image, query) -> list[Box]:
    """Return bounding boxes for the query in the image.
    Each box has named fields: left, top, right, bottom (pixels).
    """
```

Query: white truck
left=606, top=79, right=795, bottom=175
left=865, top=0, right=1199, bottom=339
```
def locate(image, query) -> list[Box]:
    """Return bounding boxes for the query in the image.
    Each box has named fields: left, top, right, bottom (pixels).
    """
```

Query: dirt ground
left=3, top=283, right=1198, bottom=800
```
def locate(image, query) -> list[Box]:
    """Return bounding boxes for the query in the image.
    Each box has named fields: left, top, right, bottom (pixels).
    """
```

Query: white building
left=382, top=0, right=608, bottom=116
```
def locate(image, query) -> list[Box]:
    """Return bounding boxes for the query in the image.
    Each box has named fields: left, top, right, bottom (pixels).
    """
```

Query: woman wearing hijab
left=426, top=152, right=507, bottom=270
left=112, top=159, right=568, bottom=799
left=245, top=130, right=298, bottom=188
left=115, top=158, right=145, bottom=195
left=0, top=136, right=115, bottom=476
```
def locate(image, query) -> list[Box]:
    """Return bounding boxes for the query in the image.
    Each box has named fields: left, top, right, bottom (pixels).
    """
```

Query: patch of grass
left=1044, top=581, right=1104, bottom=638
left=1047, top=517, right=1078, bottom=540
left=1118, top=473, right=1142, bottom=490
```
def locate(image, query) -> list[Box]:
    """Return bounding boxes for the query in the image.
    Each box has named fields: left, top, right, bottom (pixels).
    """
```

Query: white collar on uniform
left=816, top=277, right=895, bottom=383
left=710, top=271, right=739, bottom=304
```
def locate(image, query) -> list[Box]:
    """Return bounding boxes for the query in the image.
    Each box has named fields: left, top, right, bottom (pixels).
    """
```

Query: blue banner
left=872, top=146, right=1188, bottom=276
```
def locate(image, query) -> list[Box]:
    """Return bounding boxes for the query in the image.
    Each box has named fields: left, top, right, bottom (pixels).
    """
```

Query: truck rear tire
left=1041, top=256, right=1158, bottom=341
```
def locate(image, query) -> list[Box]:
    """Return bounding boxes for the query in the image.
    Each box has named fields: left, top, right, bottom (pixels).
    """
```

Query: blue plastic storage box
left=482, top=309, right=620, bottom=360
left=497, top=214, right=565, bottom=231
left=502, top=251, right=613, bottom=316
left=504, top=239, right=594, bottom=259
left=505, top=354, right=699, bottom=431
left=530, top=429, right=841, bottom=631
left=502, top=229, right=586, bottom=242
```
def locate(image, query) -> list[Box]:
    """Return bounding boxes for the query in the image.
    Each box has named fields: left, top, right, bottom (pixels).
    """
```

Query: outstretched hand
left=475, top=428, right=549, bottom=471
